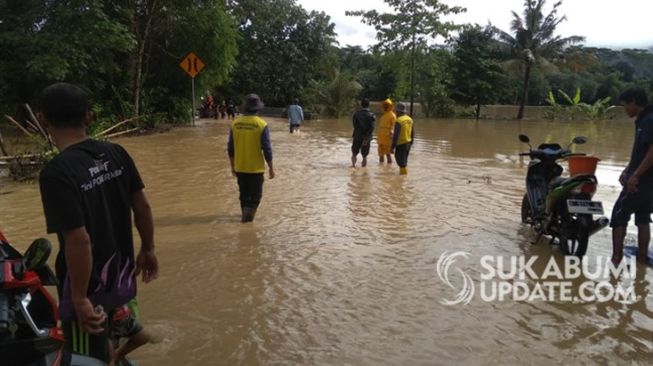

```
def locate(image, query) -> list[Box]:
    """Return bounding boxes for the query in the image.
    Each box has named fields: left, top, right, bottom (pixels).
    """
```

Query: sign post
left=191, top=77, right=195, bottom=126
left=179, top=52, right=205, bottom=127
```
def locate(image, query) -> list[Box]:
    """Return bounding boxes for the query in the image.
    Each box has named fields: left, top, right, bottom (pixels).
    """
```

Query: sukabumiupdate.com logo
left=437, top=251, right=638, bottom=305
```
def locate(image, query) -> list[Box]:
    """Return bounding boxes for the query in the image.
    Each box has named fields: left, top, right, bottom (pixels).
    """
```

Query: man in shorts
left=611, top=88, right=653, bottom=264
left=38, top=83, right=159, bottom=364
left=112, top=299, right=150, bottom=366
left=351, top=98, right=375, bottom=167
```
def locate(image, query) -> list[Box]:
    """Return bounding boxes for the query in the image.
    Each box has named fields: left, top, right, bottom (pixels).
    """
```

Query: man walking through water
left=228, top=94, right=275, bottom=222
left=377, top=98, right=396, bottom=164
left=611, top=88, right=653, bottom=265
left=392, top=102, right=414, bottom=175
left=287, top=98, right=304, bottom=134
left=351, top=98, right=375, bottom=167
left=38, top=83, right=159, bottom=365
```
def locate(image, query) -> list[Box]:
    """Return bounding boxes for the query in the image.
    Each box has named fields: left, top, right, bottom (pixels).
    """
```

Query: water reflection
left=0, top=116, right=650, bottom=365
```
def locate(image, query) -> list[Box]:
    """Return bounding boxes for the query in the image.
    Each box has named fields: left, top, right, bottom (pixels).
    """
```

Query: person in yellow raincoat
left=377, top=99, right=396, bottom=164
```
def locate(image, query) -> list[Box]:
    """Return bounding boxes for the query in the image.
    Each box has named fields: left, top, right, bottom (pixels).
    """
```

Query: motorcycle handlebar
left=520, top=150, right=587, bottom=160
left=563, top=153, right=587, bottom=157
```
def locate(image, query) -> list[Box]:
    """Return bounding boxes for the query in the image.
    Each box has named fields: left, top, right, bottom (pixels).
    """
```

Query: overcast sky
left=297, top=0, right=653, bottom=49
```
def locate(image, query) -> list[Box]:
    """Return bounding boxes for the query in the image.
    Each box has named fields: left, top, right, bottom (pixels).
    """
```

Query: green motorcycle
left=519, top=134, right=609, bottom=258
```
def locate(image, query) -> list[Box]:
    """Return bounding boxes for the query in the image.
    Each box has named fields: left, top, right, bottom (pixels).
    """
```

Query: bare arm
left=63, top=227, right=106, bottom=333
left=64, top=227, right=93, bottom=304
left=133, top=190, right=154, bottom=252
left=620, top=162, right=631, bottom=186
left=628, top=146, right=653, bottom=192
left=133, top=190, right=158, bottom=282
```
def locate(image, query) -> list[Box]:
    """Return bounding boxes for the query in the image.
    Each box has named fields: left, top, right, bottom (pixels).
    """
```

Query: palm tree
left=495, top=0, right=584, bottom=119
left=308, top=69, right=363, bottom=118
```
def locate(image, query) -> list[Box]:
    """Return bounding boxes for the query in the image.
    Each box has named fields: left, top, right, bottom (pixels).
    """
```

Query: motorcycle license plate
left=567, top=199, right=604, bottom=215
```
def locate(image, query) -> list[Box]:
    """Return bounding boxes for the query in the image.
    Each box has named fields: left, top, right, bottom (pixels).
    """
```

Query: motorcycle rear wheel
left=521, top=194, right=533, bottom=224
left=558, top=214, right=591, bottom=258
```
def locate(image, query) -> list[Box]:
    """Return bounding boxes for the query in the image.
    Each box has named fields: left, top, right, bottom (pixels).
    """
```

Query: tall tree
left=113, top=0, right=238, bottom=117
left=227, top=0, right=337, bottom=106
left=0, top=0, right=135, bottom=114
left=495, top=0, right=584, bottom=119
left=0, top=0, right=237, bottom=123
left=414, top=48, right=455, bottom=118
left=335, top=46, right=399, bottom=100
left=450, top=25, right=506, bottom=120
left=138, top=1, right=238, bottom=119
left=346, top=0, right=465, bottom=116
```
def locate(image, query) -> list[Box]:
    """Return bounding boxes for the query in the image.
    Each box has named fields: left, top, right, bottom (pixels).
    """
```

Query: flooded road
left=1, top=117, right=651, bottom=365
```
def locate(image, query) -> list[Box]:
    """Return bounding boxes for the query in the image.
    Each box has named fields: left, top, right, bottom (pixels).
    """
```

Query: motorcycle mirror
left=518, top=134, right=530, bottom=144
left=22, top=238, right=51, bottom=271
left=572, top=136, right=587, bottom=145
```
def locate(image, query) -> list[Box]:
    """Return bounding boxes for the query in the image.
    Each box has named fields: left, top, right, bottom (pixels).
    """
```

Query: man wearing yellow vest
left=227, top=94, right=275, bottom=222
left=377, top=99, right=396, bottom=164
left=391, top=102, right=414, bottom=175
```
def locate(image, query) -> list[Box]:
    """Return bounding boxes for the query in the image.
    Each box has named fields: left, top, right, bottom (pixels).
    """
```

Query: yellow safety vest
left=231, top=115, right=267, bottom=173
left=395, top=115, right=413, bottom=145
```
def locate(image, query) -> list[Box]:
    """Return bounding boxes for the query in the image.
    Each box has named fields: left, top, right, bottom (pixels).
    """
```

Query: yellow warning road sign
left=179, top=52, right=205, bottom=78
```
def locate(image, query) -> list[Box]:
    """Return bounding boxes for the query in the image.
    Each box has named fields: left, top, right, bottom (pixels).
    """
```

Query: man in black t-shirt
left=351, top=98, right=375, bottom=167
left=38, top=83, right=159, bottom=364
left=611, top=88, right=653, bottom=265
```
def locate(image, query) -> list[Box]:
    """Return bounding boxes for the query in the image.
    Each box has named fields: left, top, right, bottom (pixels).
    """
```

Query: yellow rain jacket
left=377, top=99, right=396, bottom=154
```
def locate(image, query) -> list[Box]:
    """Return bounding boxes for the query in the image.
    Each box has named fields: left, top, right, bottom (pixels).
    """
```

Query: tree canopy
left=226, top=0, right=337, bottom=106
left=346, top=0, right=466, bottom=115
left=450, top=25, right=506, bottom=119
left=1, top=0, right=652, bottom=124
left=494, top=0, right=584, bottom=119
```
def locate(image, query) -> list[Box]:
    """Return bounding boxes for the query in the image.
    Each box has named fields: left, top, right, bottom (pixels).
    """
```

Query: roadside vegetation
left=1, top=0, right=652, bottom=179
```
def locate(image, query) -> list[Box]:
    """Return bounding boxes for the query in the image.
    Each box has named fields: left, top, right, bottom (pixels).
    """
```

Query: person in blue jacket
left=287, top=98, right=304, bottom=134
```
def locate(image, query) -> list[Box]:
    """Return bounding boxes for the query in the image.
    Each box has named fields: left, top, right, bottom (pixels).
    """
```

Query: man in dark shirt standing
left=351, top=98, right=375, bottom=168
left=611, top=88, right=653, bottom=264
left=38, top=83, right=159, bottom=364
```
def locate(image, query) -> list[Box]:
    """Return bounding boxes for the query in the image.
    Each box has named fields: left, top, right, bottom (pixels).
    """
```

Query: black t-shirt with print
left=39, top=139, right=144, bottom=321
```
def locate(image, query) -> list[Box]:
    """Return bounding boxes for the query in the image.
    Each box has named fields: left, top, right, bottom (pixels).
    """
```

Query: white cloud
left=298, top=0, right=653, bottom=49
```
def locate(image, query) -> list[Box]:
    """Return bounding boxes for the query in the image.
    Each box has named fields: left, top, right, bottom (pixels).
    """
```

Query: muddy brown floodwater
left=0, top=117, right=651, bottom=365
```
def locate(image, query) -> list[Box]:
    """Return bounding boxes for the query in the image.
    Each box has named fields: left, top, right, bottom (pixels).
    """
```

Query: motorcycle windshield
left=537, top=143, right=562, bottom=150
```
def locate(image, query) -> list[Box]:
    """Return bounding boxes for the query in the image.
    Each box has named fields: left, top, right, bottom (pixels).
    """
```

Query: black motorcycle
left=519, top=134, right=609, bottom=258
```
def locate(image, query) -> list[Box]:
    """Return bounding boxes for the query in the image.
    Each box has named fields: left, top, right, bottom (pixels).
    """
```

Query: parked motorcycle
left=518, top=134, right=609, bottom=258
left=0, top=232, right=106, bottom=366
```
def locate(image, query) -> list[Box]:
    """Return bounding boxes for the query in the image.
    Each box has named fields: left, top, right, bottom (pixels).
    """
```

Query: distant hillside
left=583, top=47, right=653, bottom=80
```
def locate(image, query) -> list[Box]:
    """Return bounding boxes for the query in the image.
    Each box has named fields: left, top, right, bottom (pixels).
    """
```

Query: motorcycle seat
left=548, top=176, right=565, bottom=189
left=549, top=174, right=596, bottom=189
